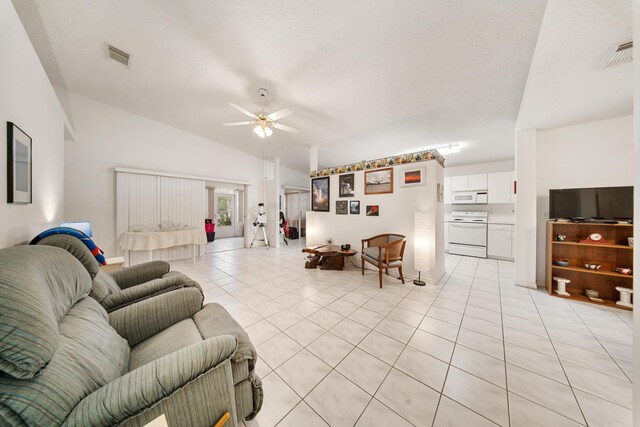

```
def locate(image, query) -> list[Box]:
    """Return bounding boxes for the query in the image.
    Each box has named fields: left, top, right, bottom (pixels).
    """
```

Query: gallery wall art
left=7, top=122, right=32, bottom=204
left=311, top=177, right=330, bottom=212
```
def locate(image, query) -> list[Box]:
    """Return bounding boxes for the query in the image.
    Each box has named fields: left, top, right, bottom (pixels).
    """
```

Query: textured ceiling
left=13, top=0, right=547, bottom=171
left=517, top=0, right=633, bottom=131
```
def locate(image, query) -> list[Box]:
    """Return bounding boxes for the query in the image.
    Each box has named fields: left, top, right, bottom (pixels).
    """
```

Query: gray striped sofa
left=0, top=245, right=263, bottom=426
left=35, top=234, right=203, bottom=313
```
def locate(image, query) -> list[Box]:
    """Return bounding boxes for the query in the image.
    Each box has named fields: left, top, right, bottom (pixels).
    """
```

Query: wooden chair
left=361, top=234, right=406, bottom=288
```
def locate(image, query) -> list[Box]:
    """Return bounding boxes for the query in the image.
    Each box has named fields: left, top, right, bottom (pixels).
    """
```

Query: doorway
left=214, top=192, right=235, bottom=239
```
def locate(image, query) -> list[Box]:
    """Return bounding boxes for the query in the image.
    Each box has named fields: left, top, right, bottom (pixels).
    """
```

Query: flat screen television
left=549, top=186, right=633, bottom=221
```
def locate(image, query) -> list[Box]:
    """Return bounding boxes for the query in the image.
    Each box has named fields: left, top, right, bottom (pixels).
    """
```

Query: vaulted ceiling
left=14, top=0, right=549, bottom=171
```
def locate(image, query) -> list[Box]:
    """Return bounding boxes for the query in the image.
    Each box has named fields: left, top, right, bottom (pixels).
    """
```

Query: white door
left=444, top=177, right=452, bottom=204
left=488, top=172, right=511, bottom=204
left=487, top=224, right=512, bottom=259
left=449, top=222, right=487, bottom=246
left=468, top=174, right=488, bottom=191
left=215, top=193, right=235, bottom=239
left=451, top=176, right=469, bottom=192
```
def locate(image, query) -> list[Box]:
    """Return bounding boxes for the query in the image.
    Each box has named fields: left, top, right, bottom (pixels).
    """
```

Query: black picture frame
left=311, top=176, right=330, bottom=212
left=339, top=173, right=355, bottom=197
left=336, top=200, right=348, bottom=215
left=350, top=200, right=360, bottom=214
left=7, top=122, right=32, bottom=204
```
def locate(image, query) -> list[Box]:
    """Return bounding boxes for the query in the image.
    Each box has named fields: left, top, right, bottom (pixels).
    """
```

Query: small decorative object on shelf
left=585, top=289, right=603, bottom=302
left=615, top=286, right=633, bottom=308
left=615, top=267, right=633, bottom=276
left=553, top=277, right=571, bottom=296
left=628, top=237, right=634, bottom=247
left=553, top=259, right=569, bottom=266
left=556, top=234, right=567, bottom=242
left=584, top=263, right=601, bottom=270
left=580, top=233, right=613, bottom=245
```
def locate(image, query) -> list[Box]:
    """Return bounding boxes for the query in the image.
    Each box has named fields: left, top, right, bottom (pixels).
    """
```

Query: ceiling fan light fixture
left=253, top=125, right=273, bottom=138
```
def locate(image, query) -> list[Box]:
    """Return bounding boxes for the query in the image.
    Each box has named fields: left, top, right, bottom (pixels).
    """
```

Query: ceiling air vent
left=107, top=44, right=130, bottom=66
left=605, top=41, right=632, bottom=67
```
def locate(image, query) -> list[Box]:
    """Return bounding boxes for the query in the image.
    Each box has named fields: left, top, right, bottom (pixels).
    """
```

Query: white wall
left=59, top=88, right=266, bottom=256
left=633, top=0, right=639, bottom=417
left=534, top=115, right=634, bottom=285
left=0, top=3, right=66, bottom=248
left=310, top=161, right=445, bottom=281
left=444, top=159, right=514, bottom=177
left=515, top=129, right=537, bottom=288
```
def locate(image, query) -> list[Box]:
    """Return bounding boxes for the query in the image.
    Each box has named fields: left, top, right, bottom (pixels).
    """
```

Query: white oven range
left=448, top=211, right=488, bottom=258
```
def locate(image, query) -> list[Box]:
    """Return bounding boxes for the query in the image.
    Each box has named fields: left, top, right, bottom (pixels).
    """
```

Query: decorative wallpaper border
left=310, top=149, right=445, bottom=178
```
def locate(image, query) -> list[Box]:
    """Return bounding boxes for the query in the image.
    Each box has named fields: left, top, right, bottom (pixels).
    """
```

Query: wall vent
left=107, top=44, right=130, bottom=66
left=605, top=41, right=632, bottom=67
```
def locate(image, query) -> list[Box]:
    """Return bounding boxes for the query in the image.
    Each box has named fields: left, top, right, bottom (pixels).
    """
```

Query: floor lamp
left=413, top=211, right=432, bottom=286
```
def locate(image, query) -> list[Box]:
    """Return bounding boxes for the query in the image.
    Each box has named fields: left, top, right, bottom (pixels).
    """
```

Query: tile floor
left=171, top=241, right=634, bottom=427
left=205, top=236, right=245, bottom=253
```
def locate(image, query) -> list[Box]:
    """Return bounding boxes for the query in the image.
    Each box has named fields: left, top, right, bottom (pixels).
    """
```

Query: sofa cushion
left=0, top=246, right=92, bottom=379
left=363, top=246, right=385, bottom=261
left=36, top=233, right=100, bottom=279
left=194, top=304, right=257, bottom=370
left=90, top=270, right=121, bottom=302
left=0, top=297, right=129, bottom=426
left=129, top=318, right=202, bottom=371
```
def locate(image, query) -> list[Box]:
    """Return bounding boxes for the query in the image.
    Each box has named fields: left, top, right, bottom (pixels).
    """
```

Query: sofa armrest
left=65, top=336, right=239, bottom=427
left=110, top=260, right=170, bottom=289
left=109, top=287, right=203, bottom=346
left=101, top=274, right=202, bottom=313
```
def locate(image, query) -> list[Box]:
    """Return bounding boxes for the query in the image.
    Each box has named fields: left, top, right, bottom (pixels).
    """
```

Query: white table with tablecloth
left=119, top=228, right=207, bottom=264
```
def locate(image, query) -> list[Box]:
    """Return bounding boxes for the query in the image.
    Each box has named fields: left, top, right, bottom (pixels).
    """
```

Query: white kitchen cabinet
left=510, top=171, right=517, bottom=203
left=488, top=172, right=511, bottom=204
left=450, top=175, right=469, bottom=192
left=450, top=174, right=487, bottom=192
left=444, top=177, right=452, bottom=204
left=444, top=222, right=449, bottom=252
left=467, top=174, right=487, bottom=191
left=487, top=224, right=513, bottom=260
left=511, top=225, right=516, bottom=259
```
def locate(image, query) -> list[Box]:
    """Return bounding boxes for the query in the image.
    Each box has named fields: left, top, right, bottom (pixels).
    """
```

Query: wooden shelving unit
left=546, top=221, right=633, bottom=310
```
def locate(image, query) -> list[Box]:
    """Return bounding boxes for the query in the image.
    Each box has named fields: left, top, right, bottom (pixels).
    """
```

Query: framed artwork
left=364, top=168, right=393, bottom=195
left=350, top=200, right=360, bottom=214
left=336, top=200, right=348, bottom=215
left=7, top=122, right=32, bottom=204
left=339, top=173, right=355, bottom=197
left=311, top=177, right=330, bottom=212
left=401, top=167, right=425, bottom=187
left=366, top=205, right=379, bottom=216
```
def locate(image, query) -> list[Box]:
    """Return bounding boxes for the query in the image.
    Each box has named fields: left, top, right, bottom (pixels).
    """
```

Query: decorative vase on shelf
left=553, top=277, right=571, bottom=296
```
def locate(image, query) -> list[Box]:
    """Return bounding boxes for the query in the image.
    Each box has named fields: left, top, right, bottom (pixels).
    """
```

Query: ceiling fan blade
left=273, top=123, right=300, bottom=134
left=228, top=103, right=257, bottom=119
left=222, top=121, right=253, bottom=127
left=267, top=108, right=292, bottom=121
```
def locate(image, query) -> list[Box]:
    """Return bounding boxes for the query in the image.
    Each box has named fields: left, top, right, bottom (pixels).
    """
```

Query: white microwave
left=452, top=191, right=488, bottom=205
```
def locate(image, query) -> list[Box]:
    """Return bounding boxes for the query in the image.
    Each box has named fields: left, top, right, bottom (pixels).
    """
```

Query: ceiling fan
left=223, top=88, right=300, bottom=138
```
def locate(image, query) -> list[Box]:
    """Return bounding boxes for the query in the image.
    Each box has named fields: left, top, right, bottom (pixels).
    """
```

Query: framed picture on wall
left=7, top=122, right=32, bottom=204
left=336, top=200, right=348, bottom=215
left=366, top=205, right=379, bottom=216
left=364, top=168, right=393, bottom=195
left=311, top=177, right=330, bottom=212
left=401, top=167, right=425, bottom=187
left=350, top=200, right=360, bottom=214
left=339, top=173, right=355, bottom=197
